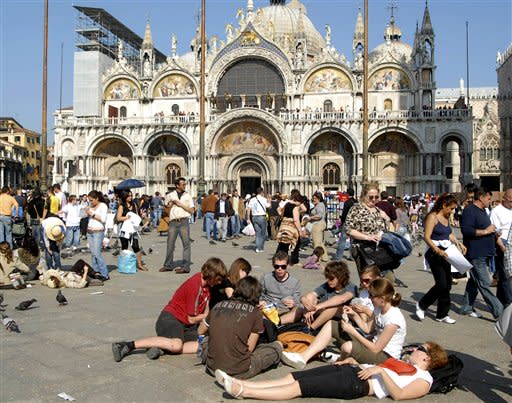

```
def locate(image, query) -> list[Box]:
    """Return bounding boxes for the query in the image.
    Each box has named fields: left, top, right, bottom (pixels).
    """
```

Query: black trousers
left=419, top=248, right=452, bottom=318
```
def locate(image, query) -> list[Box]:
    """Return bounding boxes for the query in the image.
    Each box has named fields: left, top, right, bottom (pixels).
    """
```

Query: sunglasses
left=368, top=196, right=379, bottom=200
left=416, top=345, right=430, bottom=355
left=273, top=264, right=288, bottom=270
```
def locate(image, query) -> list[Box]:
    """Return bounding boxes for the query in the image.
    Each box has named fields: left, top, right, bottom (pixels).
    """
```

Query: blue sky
left=0, top=0, right=511, bottom=141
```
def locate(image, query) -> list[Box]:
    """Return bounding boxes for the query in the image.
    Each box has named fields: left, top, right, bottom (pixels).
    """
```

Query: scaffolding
left=74, top=5, right=166, bottom=68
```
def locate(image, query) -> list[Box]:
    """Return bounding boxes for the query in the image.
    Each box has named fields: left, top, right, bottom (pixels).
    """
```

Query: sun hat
left=44, top=217, right=66, bottom=242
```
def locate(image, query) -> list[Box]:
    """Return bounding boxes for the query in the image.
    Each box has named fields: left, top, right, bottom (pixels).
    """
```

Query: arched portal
left=369, top=132, right=420, bottom=194
left=308, top=132, right=354, bottom=190
left=92, top=138, right=133, bottom=181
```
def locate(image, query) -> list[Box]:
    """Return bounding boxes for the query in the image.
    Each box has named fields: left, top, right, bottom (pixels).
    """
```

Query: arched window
left=479, top=136, right=500, bottom=161
left=322, top=163, right=340, bottom=185
left=384, top=99, right=393, bottom=110
left=172, top=104, right=180, bottom=116
left=120, top=106, right=127, bottom=118
left=323, top=100, right=333, bottom=113
left=166, top=163, right=181, bottom=185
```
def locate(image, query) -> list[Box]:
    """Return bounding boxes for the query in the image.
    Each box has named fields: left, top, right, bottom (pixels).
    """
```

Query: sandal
left=138, top=265, right=149, bottom=271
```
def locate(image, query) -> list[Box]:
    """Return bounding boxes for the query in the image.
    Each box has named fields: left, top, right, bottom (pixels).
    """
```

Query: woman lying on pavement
left=215, top=341, right=448, bottom=400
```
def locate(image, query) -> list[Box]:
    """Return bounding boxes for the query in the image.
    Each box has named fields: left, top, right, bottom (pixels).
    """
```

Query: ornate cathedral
left=54, top=0, right=475, bottom=197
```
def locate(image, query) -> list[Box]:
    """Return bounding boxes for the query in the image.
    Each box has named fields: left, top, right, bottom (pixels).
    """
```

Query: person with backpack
left=215, top=341, right=448, bottom=400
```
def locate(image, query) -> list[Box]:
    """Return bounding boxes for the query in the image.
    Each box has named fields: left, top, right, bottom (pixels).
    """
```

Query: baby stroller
left=12, top=217, right=28, bottom=249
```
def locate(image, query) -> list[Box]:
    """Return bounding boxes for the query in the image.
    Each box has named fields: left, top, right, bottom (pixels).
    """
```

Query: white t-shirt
left=490, top=203, right=512, bottom=241
left=248, top=195, right=269, bottom=216
left=62, top=204, right=82, bottom=227
left=373, top=306, right=406, bottom=359
left=87, top=202, right=108, bottom=231
left=366, top=364, right=433, bottom=399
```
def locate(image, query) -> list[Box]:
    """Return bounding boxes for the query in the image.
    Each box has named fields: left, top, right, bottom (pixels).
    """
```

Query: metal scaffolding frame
left=74, top=5, right=166, bottom=68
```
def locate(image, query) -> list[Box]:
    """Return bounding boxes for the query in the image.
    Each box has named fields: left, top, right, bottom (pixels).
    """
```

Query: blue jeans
left=230, top=214, right=241, bottom=237
left=0, top=215, right=13, bottom=249
left=217, top=216, right=229, bottom=240
left=152, top=208, right=162, bottom=228
left=44, top=240, right=62, bottom=270
left=253, top=216, right=267, bottom=251
left=163, top=218, right=191, bottom=271
left=335, top=225, right=348, bottom=260
left=461, top=256, right=504, bottom=318
left=64, top=226, right=81, bottom=248
left=204, top=212, right=217, bottom=240
left=87, top=231, right=109, bottom=278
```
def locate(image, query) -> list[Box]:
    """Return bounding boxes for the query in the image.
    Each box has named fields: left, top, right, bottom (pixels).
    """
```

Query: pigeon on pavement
left=56, top=290, right=68, bottom=306
left=15, top=299, right=38, bottom=311
left=2, top=314, right=20, bottom=333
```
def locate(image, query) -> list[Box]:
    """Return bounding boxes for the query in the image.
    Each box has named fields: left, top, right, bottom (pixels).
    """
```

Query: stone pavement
left=1, top=222, right=511, bottom=402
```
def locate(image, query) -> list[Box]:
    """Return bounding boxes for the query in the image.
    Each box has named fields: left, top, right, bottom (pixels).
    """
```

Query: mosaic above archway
left=94, top=139, right=132, bottom=158
left=153, top=74, right=196, bottom=97
left=104, top=79, right=140, bottom=100
left=304, top=68, right=352, bottom=93
left=369, top=133, right=418, bottom=154
left=369, top=68, right=410, bottom=91
left=308, top=133, right=353, bottom=155
left=148, top=135, right=188, bottom=157
left=217, top=122, right=278, bottom=155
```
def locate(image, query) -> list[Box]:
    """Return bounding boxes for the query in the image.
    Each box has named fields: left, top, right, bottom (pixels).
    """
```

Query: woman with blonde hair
left=345, top=183, right=391, bottom=274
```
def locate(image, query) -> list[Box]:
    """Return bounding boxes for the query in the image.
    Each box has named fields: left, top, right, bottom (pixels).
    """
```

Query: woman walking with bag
left=276, top=190, right=306, bottom=265
left=116, top=190, right=148, bottom=271
left=416, top=193, right=465, bottom=324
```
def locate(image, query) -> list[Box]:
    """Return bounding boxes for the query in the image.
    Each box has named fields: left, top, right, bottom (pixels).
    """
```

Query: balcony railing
left=56, top=108, right=472, bottom=129
left=279, top=108, right=471, bottom=122
left=56, top=114, right=201, bottom=128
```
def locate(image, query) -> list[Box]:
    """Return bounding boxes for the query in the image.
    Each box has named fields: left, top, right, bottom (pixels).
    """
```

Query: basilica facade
left=54, top=0, right=474, bottom=197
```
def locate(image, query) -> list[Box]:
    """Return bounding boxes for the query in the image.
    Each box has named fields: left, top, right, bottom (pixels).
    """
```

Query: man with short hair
left=0, top=186, right=18, bottom=248
left=460, top=187, right=504, bottom=319
left=260, top=251, right=302, bottom=325
left=202, top=189, right=218, bottom=244
left=214, top=193, right=233, bottom=242
left=159, top=177, right=195, bottom=274
left=230, top=190, right=243, bottom=238
left=150, top=191, right=164, bottom=228
left=247, top=187, right=270, bottom=253
left=490, top=188, right=512, bottom=306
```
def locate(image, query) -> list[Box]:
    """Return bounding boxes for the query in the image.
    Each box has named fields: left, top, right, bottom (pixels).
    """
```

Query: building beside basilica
left=54, top=0, right=480, bottom=197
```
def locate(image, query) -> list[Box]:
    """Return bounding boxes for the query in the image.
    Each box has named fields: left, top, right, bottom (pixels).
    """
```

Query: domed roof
left=369, top=40, right=413, bottom=64
left=253, top=0, right=326, bottom=57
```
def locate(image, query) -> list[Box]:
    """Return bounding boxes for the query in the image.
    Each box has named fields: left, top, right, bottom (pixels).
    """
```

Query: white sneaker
left=281, top=351, right=306, bottom=369
left=415, top=302, right=425, bottom=321
left=469, top=310, right=482, bottom=318
left=436, top=316, right=456, bottom=324
left=255, top=249, right=263, bottom=253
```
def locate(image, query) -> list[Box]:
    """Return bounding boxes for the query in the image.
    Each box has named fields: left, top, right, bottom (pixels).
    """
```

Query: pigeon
left=148, top=248, right=153, bottom=254
left=0, top=293, right=6, bottom=311
left=56, top=290, right=68, bottom=306
left=232, top=242, right=239, bottom=247
left=2, top=314, right=20, bottom=333
left=15, top=299, right=38, bottom=311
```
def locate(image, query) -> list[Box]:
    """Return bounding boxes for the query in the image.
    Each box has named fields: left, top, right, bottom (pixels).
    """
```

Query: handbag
left=379, top=357, right=417, bottom=375
left=354, top=241, right=400, bottom=272
left=118, top=250, right=137, bottom=274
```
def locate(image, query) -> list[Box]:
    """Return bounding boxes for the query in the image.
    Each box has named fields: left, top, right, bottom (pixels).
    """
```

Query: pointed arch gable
left=104, top=77, right=141, bottom=100
left=300, top=64, right=355, bottom=93
left=368, top=64, right=414, bottom=91
left=152, top=72, right=198, bottom=98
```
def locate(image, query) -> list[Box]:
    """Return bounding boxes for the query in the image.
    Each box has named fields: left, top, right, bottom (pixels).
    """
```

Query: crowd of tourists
left=1, top=179, right=511, bottom=400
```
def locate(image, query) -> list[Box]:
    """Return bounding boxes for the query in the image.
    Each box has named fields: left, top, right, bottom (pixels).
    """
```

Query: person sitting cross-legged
left=112, top=258, right=227, bottom=362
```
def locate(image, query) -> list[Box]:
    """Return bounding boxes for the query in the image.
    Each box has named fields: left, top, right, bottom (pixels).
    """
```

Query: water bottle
left=197, top=334, right=205, bottom=360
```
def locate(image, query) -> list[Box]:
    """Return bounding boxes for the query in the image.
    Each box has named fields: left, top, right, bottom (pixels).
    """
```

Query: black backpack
left=429, top=354, right=464, bottom=394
